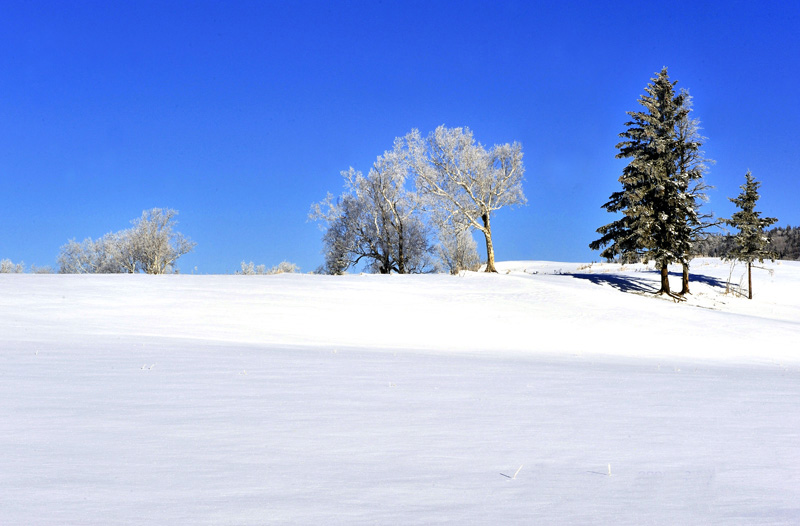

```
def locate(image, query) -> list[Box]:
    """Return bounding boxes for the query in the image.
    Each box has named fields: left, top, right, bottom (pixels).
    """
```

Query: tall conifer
left=591, top=68, right=687, bottom=295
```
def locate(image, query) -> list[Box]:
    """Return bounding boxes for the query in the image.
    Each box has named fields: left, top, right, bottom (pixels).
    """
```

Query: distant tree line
left=310, top=125, right=526, bottom=274
left=694, top=225, right=799, bottom=260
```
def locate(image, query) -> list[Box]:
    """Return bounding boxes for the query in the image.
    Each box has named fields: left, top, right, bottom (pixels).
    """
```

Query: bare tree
left=238, top=261, right=264, bottom=275
left=129, top=208, right=196, bottom=274
left=0, top=259, right=25, bottom=273
left=311, top=139, right=433, bottom=274
left=58, top=208, right=194, bottom=274
left=238, top=261, right=299, bottom=275
left=433, top=211, right=480, bottom=274
left=408, top=126, right=526, bottom=273
left=58, top=238, right=102, bottom=274
left=58, top=230, right=140, bottom=274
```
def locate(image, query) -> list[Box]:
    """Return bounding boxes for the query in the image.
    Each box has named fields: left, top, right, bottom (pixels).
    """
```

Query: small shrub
left=237, top=261, right=299, bottom=275
left=267, top=261, right=299, bottom=274
left=0, top=259, right=25, bottom=273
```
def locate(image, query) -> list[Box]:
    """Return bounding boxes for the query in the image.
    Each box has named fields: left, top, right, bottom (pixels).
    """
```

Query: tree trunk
left=397, top=222, right=405, bottom=274
left=680, top=262, right=690, bottom=295
left=747, top=261, right=752, bottom=299
left=481, top=213, right=497, bottom=273
left=379, top=255, right=390, bottom=274
left=659, top=264, right=671, bottom=294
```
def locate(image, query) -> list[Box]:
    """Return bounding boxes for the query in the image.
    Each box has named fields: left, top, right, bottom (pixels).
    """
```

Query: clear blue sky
left=2, top=0, right=798, bottom=273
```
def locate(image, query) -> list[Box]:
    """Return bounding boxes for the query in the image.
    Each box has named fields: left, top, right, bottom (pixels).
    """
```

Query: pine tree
left=590, top=67, right=687, bottom=296
left=726, top=171, right=778, bottom=299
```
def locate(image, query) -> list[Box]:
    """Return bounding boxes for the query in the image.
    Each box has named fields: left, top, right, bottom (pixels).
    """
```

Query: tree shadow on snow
left=568, top=270, right=729, bottom=295
left=568, top=273, right=658, bottom=294
left=643, top=270, right=729, bottom=290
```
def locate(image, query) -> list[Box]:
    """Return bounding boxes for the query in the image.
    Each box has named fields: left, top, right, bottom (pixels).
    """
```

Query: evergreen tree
left=591, top=68, right=688, bottom=296
left=726, top=171, right=778, bottom=299
left=674, top=90, right=716, bottom=295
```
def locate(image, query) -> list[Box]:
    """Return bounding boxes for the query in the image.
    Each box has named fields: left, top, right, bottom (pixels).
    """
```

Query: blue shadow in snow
left=642, top=270, right=729, bottom=290
left=568, top=270, right=729, bottom=294
left=568, top=273, right=658, bottom=294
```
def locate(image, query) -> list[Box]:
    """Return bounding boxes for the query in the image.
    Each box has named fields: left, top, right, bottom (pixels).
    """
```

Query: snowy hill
left=2, top=259, right=799, bottom=524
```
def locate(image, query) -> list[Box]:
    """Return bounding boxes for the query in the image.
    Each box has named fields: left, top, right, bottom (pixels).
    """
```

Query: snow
left=1, top=258, right=799, bottom=524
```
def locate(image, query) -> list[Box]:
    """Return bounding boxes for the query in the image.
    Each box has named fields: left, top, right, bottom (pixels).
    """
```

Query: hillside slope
left=1, top=259, right=799, bottom=525
left=3, top=258, right=798, bottom=363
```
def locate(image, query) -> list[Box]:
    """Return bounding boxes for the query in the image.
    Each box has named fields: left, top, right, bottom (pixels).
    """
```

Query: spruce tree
left=726, top=171, right=778, bottom=299
left=674, top=90, right=716, bottom=295
left=591, top=67, right=687, bottom=296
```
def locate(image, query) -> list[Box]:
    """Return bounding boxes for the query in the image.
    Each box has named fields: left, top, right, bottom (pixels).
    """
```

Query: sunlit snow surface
left=2, top=258, right=799, bottom=524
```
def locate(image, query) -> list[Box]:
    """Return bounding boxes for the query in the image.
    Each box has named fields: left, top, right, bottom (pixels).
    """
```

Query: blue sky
left=2, top=0, right=798, bottom=273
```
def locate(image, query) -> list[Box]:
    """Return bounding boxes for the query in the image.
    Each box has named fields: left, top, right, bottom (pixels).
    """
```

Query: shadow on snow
left=567, top=270, right=728, bottom=295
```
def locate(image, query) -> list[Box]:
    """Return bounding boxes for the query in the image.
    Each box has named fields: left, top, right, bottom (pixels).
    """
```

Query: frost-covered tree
left=129, top=208, right=195, bottom=274
left=409, top=126, right=526, bottom=273
left=726, top=171, right=778, bottom=299
left=237, top=261, right=265, bottom=275
left=433, top=211, right=480, bottom=274
left=591, top=68, right=689, bottom=296
left=311, top=139, right=433, bottom=274
left=0, top=259, right=25, bottom=273
left=238, top=261, right=300, bottom=275
left=58, top=237, right=115, bottom=274
left=60, top=230, right=139, bottom=274
left=314, top=192, right=362, bottom=274
left=58, top=208, right=194, bottom=274
left=674, top=90, right=716, bottom=295
left=267, top=261, right=300, bottom=274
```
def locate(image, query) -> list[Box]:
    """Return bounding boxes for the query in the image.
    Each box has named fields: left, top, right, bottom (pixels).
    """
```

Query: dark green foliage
left=726, top=171, right=778, bottom=264
left=724, top=171, right=778, bottom=299
left=591, top=68, right=685, bottom=264
left=591, top=68, right=706, bottom=294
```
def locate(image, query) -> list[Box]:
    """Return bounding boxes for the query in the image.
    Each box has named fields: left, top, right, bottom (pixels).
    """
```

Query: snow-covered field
left=2, top=258, right=798, bottom=524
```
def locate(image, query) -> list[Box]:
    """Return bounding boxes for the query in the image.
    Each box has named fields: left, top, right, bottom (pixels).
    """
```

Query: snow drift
left=1, top=259, right=798, bottom=524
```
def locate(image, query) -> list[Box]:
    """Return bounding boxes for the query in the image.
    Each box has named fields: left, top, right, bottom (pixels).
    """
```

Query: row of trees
left=6, top=210, right=300, bottom=275
left=310, top=126, right=526, bottom=274
left=58, top=208, right=196, bottom=274
left=591, top=68, right=778, bottom=299
left=695, top=225, right=800, bottom=261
